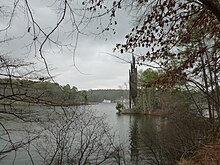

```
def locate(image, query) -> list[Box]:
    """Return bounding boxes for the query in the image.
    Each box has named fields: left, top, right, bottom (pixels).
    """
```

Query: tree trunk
left=200, top=53, right=213, bottom=122
left=199, top=0, right=220, bottom=22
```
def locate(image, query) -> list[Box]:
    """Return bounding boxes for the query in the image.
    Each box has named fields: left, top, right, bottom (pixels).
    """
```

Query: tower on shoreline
left=129, top=54, right=137, bottom=109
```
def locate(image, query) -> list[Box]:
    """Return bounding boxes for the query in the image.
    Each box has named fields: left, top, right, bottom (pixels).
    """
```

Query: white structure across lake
left=102, top=99, right=111, bottom=103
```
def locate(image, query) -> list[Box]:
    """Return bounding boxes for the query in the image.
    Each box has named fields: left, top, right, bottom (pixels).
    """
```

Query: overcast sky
left=0, top=0, right=144, bottom=90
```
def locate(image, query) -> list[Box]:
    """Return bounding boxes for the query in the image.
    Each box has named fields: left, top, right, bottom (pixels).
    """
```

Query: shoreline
left=118, top=108, right=167, bottom=116
left=0, top=101, right=98, bottom=107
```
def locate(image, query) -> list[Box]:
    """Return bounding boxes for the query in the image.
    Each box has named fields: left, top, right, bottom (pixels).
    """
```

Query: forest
left=0, top=78, right=128, bottom=105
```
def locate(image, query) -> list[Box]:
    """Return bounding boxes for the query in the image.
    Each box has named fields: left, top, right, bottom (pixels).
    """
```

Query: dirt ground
left=178, top=138, right=220, bottom=165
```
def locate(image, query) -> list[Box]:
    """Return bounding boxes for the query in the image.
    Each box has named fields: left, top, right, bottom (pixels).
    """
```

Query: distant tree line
left=0, top=78, right=78, bottom=106
left=79, top=89, right=129, bottom=103
left=0, top=78, right=128, bottom=105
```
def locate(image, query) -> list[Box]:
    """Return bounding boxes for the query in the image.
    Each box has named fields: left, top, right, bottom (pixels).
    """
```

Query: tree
left=33, top=108, right=125, bottom=165
left=0, top=0, right=122, bottom=157
left=1, top=0, right=220, bottom=163
left=0, top=0, right=121, bottom=67
left=141, top=69, right=161, bottom=85
left=81, top=90, right=88, bottom=104
left=115, top=0, right=220, bottom=126
left=137, top=69, right=161, bottom=113
left=199, top=0, right=220, bottom=22
left=71, top=86, right=78, bottom=100
left=63, top=84, right=71, bottom=99
left=1, top=1, right=220, bottom=89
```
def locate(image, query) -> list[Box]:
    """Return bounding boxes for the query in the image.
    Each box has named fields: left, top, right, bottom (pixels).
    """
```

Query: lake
left=0, top=103, right=165, bottom=165
left=90, top=103, right=165, bottom=164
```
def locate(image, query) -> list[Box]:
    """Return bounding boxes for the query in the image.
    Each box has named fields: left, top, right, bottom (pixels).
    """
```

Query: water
left=84, top=103, right=164, bottom=164
left=0, top=103, right=164, bottom=165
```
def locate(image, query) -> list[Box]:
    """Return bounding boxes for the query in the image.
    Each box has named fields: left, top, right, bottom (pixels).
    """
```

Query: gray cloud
left=0, top=0, right=135, bottom=90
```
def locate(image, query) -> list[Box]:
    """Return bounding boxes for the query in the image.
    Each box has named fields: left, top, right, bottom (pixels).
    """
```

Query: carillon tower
left=129, top=54, right=137, bottom=109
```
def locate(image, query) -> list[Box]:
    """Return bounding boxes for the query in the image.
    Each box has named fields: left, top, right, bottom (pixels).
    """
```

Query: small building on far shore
left=102, top=99, right=111, bottom=103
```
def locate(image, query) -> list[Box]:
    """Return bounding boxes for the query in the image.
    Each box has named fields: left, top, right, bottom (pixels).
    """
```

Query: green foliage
left=63, top=84, right=75, bottom=100
left=0, top=78, right=79, bottom=105
left=116, top=102, right=124, bottom=112
left=81, top=90, right=88, bottom=104
left=141, top=68, right=161, bottom=84
left=137, top=69, right=192, bottom=112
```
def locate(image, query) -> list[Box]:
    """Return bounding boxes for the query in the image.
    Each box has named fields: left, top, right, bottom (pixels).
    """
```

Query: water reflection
left=95, top=103, right=165, bottom=165
left=0, top=103, right=166, bottom=165
left=128, top=115, right=165, bottom=165
left=129, top=116, right=139, bottom=164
